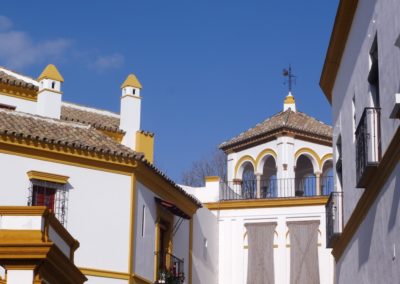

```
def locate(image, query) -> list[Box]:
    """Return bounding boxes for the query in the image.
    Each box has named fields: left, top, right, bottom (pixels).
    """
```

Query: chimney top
left=38, top=64, right=64, bottom=82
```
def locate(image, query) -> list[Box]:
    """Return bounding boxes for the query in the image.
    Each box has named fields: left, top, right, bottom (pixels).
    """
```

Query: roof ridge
left=62, top=102, right=120, bottom=118
left=0, top=108, right=91, bottom=129
left=0, top=66, right=39, bottom=86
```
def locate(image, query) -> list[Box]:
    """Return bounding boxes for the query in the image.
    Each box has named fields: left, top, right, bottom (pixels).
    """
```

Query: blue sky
left=0, top=1, right=338, bottom=182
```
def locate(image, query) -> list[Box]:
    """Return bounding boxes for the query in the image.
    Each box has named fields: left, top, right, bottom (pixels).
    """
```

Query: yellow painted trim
left=27, top=170, right=69, bottom=184
left=0, top=83, right=37, bottom=101
left=154, top=205, right=174, bottom=281
left=129, top=174, right=137, bottom=284
left=38, top=64, right=64, bottom=82
left=320, top=153, right=333, bottom=169
left=332, top=128, right=400, bottom=261
left=0, top=206, right=48, bottom=216
left=99, top=129, right=124, bottom=143
left=295, top=147, right=322, bottom=170
left=284, top=96, right=295, bottom=104
left=136, top=131, right=154, bottom=163
left=255, top=148, right=277, bottom=170
left=136, top=163, right=199, bottom=217
left=205, top=196, right=329, bottom=210
left=319, top=0, right=359, bottom=102
left=37, top=88, right=63, bottom=95
left=0, top=134, right=136, bottom=175
left=205, top=176, right=220, bottom=182
left=234, top=155, right=256, bottom=178
left=189, top=218, right=193, bottom=284
left=79, top=267, right=130, bottom=280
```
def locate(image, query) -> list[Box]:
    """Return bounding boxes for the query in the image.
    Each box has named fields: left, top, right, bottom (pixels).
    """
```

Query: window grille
left=28, top=179, right=69, bottom=227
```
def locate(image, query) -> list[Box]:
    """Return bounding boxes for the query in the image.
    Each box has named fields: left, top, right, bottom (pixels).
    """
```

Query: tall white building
left=0, top=65, right=204, bottom=284
left=320, top=0, right=400, bottom=282
left=184, top=93, right=335, bottom=284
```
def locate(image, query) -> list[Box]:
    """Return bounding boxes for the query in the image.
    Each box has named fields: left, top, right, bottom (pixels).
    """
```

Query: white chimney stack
left=37, top=64, right=63, bottom=119
left=119, top=73, right=142, bottom=150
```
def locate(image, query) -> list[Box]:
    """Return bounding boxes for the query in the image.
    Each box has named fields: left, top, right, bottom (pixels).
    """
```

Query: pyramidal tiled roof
left=219, top=109, right=332, bottom=151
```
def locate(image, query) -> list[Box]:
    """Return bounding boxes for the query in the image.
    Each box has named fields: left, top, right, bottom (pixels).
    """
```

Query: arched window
left=261, top=156, right=277, bottom=197
left=51, top=81, right=56, bottom=89
left=295, top=155, right=316, bottom=196
left=242, top=162, right=256, bottom=199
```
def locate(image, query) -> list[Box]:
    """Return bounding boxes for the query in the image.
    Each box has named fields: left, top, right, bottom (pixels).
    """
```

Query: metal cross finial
left=283, top=65, right=296, bottom=93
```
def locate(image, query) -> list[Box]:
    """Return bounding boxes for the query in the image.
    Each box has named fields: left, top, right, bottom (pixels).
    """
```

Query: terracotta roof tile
left=0, top=71, right=38, bottom=91
left=0, top=108, right=136, bottom=157
left=60, top=105, right=122, bottom=133
left=220, top=109, right=332, bottom=151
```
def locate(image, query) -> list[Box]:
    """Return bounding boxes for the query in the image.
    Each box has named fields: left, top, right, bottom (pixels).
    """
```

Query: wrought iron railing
left=326, top=191, right=343, bottom=248
left=156, top=252, right=185, bottom=284
left=220, top=176, right=333, bottom=200
left=27, top=180, right=69, bottom=227
left=355, top=107, right=381, bottom=187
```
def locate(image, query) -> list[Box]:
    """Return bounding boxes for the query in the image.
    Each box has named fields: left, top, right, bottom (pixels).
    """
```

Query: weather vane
left=283, top=65, right=296, bottom=93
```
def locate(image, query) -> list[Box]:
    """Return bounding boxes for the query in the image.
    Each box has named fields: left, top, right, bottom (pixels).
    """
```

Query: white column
left=255, top=173, right=262, bottom=198
left=315, top=171, right=321, bottom=195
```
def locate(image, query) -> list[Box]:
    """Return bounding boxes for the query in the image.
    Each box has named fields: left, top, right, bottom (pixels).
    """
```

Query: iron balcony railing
left=326, top=191, right=343, bottom=248
left=220, top=176, right=333, bottom=200
left=156, top=252, right=185, bottom=284
left=355, top=107, right=381, bottom=187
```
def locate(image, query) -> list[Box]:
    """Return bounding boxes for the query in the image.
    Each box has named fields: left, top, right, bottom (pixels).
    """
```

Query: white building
left=184, top=93, right=335, bottom=283
left=0, top=65, right=204, bottom=284
left=320, top=0, right=400, bottom=283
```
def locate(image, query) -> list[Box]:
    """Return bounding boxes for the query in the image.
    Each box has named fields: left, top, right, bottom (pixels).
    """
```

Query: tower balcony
left=219, top=176, right=333, bottom=201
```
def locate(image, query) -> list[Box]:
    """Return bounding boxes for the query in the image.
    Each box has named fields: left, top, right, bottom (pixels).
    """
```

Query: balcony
left=355, top=107, right=381, bottom=188
left=219, top=176, right=333, bottom=201
left=326, top=192, right=343, bottom=248
left=156, top=252, right=185, bottom=284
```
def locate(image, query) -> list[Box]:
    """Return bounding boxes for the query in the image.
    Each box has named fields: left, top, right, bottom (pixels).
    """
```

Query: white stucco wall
left=216, top=205, right=334, bottom=284
left=332, top=0, right=400, bottom=222
left=172, top=218, right=189, bottom=284
left=0, top=152, right=131, bottom=274
left=336, top=164, right=400, bottom=283
left=330, top=0, right=400, bottom=283
left=192, top=207, right=219, bottom=284
left=134, top=181, right=158, bottom=281
left=0, top=93, right=36, bottom=114
left=6, top=270, right=34, bottom=284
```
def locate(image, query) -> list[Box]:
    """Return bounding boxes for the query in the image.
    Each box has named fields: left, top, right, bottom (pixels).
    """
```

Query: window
left=141, top=205, right=146, bottom=237
left=51, top=81, right=56, bottom=89
left=352, top=95, right=356, bottom=141
left=27, top=171, right=69, bottom=226
left=368, top=35, right=380, bottom=108
left=336, top=136, right=343, bottom=189
left=132, top=88, right=136, bottom=95
left=32, top=184, right=56, bottom=210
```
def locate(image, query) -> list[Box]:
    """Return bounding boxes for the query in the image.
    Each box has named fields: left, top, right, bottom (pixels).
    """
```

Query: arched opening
left=261, top=156, right=277, bottom=197
left=242, top=162, right=256, bottom=199
left=295, top=155, right=316, bottom=196
left=51, top=81, right=56, bottom=89
left=321, top=160, right=333, bottom=195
